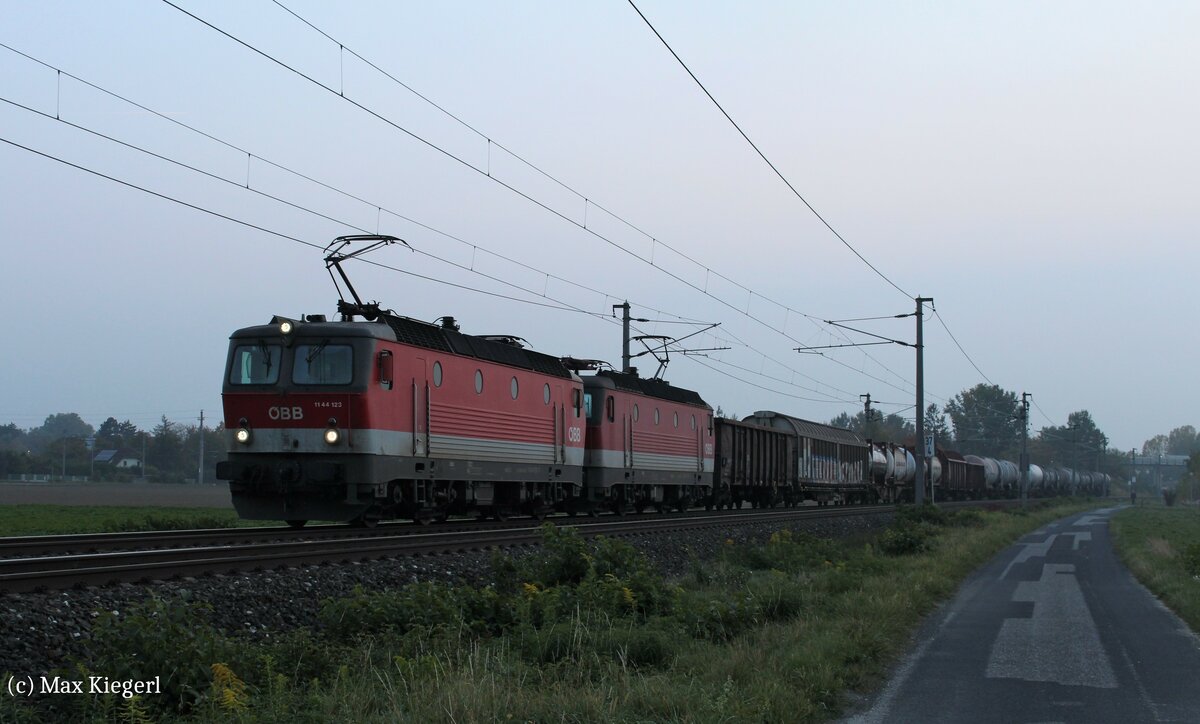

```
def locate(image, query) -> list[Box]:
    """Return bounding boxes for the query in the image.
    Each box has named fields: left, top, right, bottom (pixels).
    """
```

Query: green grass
left=1, top=499, right=1105, bottom=723
left=1110, top=504, right=1200, bottom=631
left=0, top=504, right=252, bottom=536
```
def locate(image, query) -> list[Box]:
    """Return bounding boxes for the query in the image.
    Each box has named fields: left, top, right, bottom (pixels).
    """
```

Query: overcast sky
left=2, top=1, right=1196, bottom=453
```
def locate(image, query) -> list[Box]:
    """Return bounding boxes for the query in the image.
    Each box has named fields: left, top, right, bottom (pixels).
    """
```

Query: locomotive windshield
left=293, top=343, right=354, bottom=385
left=229, top=343, right=281, bottom=385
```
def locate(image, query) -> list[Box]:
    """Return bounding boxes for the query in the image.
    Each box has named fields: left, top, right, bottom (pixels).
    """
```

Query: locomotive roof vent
left=479, top=335, right=527, bottom=349
left=305, top=314, right=327, bottom=322
left=436, top=316, right=460, bottom=331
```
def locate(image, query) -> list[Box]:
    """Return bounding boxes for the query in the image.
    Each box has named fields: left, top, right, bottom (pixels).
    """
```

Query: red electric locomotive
left=217, top=236, right=586, bottom=526
left=577, top=370, right=714, bottom=513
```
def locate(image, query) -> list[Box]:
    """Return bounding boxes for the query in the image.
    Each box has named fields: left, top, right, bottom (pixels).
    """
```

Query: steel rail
left=0, top=504, right=900, bottom=593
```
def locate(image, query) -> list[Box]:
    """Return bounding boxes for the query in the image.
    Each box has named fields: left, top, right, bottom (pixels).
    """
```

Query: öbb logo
left=268, top=406, right=304, bottom=421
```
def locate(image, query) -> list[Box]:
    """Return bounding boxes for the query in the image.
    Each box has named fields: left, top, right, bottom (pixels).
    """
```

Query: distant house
left=93, top=449, right=141, bottom=469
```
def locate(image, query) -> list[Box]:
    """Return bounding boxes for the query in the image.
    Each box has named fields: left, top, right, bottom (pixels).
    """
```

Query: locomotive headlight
left=324, top=420, right=340, bottom=446
left=236, top=418, right=252, bottom=445
left=279, top=320, right=294, bottom=335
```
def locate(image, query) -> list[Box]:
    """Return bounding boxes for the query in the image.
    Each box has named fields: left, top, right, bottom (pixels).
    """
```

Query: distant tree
left=97, top=417, right=123, bottom=448
left=1037, top=410, right=1110, bottom=470
left=148, top=416, right=185, bottom=480
left=181, top=423, right=225, bottom=483
left=26, top=413, right=94, bottom=454
left=925, top=403, right=952, bottom=447
left=0, top=423, right=26, bottom=452
left=1166, top=425, right=1200, bottom=456
left=1141, top=434, right=1169, bottom=456
left=945, top=384, right=1021, bottom=458
left=1173, top=451, right=1200, bottom=503
left=829, top=410, right=914, bottom=442
left=97, top=417, right=140, bottom=448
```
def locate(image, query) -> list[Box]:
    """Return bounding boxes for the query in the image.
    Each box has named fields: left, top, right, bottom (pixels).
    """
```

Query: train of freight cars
left=216, top=236, right=1110, bottom=527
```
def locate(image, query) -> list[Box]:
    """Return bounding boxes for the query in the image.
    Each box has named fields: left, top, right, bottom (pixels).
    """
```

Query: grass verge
left=1, top=499, right=1102, bottom=722
left=0, top=504, right=248, bottom=536
left=1110, top=504, right=1200, bottom=631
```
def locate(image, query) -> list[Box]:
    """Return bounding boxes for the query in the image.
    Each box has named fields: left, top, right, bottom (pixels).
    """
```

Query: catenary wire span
left=161, top=0, right=915, bottom=395
left=0, top=46, right=862, bottom=404
left=625, top=0, right=911, bottom=300
left=932, top=309, right=994, bottom=385
left=0, top=132, right=854, bottom=407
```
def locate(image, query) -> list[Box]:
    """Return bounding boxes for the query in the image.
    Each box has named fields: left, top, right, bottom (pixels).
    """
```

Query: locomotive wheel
left=285, top=519, right=307, bottom=529
left=352, top=515, right=378, bottom=529
left=492, top=507, right=509, bottom=522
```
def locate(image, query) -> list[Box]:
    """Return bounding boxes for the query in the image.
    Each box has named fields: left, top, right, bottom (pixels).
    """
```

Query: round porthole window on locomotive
left=543, top=383, right=550, bottom=404
left=432, top=361, right=443, bottom=387
left=511, top=376, right=519, bottom=400
left=633, top=404, right=639, bottom=422
left=474, top=369, right=483, bottom=394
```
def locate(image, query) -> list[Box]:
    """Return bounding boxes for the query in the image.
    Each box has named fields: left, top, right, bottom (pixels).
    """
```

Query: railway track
left=0, top=503, right=909, bottom=593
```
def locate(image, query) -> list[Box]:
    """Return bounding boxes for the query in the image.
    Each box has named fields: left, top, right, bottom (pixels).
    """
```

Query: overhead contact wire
left=180, top=0, right=913, bottom=396
left=625, top=0, right=911, bottom=300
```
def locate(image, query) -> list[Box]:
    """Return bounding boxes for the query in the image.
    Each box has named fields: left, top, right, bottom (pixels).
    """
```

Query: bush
left=894, top=503, right=949, bottom=528
left=1182, top=542, right=1200, bottom=578
left=877, top=524, right=934, bottom=556
left=720, top=529, right=838, bottom=574
left=672, top=588, right=761, bottom=641
left=79, top=596, right=246, bottom=716
left=319, top=583, right=507, bottom=639
left=745, top=570, right=809, bottom=621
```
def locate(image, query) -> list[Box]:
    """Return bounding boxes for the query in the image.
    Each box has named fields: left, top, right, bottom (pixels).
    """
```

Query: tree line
left=0, top=413, right=224, bottom=484
left=827, top=383, right=1200, bottom=499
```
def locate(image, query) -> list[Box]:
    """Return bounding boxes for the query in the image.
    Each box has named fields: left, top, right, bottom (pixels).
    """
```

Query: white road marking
left=986, top=563, right=1118, bottom=688
left=1062, top=531, right=1092, bottom=551
left=999, top=534, right=1057, bottom=580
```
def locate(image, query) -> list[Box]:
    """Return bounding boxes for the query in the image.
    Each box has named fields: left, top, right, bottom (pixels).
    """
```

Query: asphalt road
left=845, top=505, right=1200, bottom=724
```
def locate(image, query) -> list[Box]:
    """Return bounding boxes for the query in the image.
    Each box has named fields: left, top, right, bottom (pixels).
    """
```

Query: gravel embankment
left=1, top=512, right=891, bottom=678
